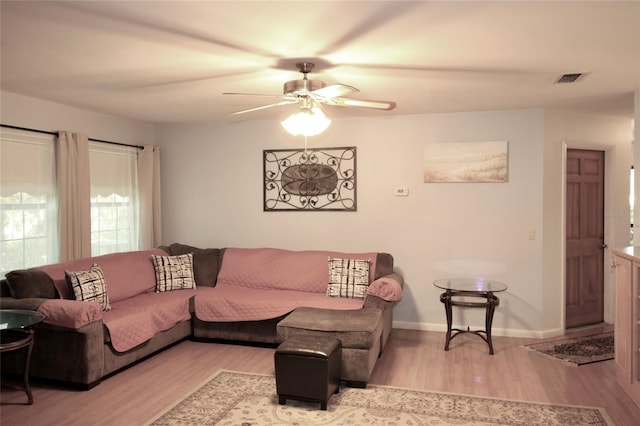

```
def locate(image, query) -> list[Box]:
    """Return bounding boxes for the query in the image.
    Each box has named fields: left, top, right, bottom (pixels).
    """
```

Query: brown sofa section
left=191, top=250, right=400, bottom=344
left=191, top=249, right=403, bottom=386
left=1, top=244, right=403, bottom=389
left=1, top=248, right=192, bottom=389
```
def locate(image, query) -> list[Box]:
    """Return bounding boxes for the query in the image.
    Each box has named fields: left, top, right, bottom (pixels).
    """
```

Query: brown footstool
left=274, top=336, right=341, bottom=410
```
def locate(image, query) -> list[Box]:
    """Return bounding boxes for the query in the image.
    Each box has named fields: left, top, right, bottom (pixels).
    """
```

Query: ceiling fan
left=223, top=62, right=397, bottom=116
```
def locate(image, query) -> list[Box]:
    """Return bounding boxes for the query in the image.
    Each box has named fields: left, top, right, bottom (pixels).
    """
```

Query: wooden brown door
left=566, top=149, right=605, bottom=328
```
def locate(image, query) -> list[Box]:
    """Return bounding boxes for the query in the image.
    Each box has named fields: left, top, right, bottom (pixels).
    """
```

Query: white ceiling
left=1, top=1, right=639, bottom=124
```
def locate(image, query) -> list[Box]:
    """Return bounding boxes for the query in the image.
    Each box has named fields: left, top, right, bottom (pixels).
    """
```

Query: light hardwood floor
left=1, top=325, right=639, bottom=425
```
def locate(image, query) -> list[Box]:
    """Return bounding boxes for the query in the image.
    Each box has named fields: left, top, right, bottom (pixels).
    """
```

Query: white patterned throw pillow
left=326, top=257, right=370, bottom=299
left=151, top=253, right=196, bottom=292
left=66, top=264, right=111, bottom=311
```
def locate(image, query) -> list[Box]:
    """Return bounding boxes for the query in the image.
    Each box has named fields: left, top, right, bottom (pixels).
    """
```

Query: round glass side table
left=1, top=309, right=46, bottom=404
left=433, top=278, right=507, bottom=355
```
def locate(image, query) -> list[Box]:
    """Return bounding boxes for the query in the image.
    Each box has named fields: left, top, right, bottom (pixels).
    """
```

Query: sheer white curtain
left=89, top=142, right=139, bottom=255
left=55, top=136, right=160, bottom=258
left=55, top=131, right=91, bottom=261
left=137, top=145, right=162, bottom=249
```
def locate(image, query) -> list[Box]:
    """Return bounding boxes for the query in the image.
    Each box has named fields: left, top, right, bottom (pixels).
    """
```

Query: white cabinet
left=613, top=247, right=640, bottom=409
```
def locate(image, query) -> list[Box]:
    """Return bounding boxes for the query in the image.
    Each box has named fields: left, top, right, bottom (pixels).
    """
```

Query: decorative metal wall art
left=264, top=147, right=357, bottom=211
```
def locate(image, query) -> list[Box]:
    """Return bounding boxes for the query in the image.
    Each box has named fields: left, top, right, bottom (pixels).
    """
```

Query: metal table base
left=439, top=289, right=500, bottom=355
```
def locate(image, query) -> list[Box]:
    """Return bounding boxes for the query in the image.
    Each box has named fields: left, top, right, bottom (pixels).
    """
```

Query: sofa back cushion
left=0, top=279, right=11, bottom=297
left=216, top=248, right=378, bottom=293
left=165, top=243, right=221, bottom=287
left=37, top=249, right=166, bottom=303
left=5, top=269, right=57, bottom=299
left=374, top=253, right=393, bottom=279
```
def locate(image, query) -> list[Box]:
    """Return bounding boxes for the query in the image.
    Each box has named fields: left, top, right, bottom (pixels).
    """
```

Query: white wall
left=0, top=91, right=155, bottom=145
left=543, top=110, right=633, bottom=333
left=156, top=109, right=549, bottom=336
left=3, top=89, right=632, bottom=337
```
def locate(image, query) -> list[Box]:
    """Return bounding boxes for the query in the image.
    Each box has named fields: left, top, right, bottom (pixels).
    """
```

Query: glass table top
left=433, top=278, right=508, bottom=293
left=0, top=309, right=46, bottom=331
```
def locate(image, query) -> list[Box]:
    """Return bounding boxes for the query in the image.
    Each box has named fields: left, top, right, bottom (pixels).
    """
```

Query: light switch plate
left=395, top=187, right=409, bottom=196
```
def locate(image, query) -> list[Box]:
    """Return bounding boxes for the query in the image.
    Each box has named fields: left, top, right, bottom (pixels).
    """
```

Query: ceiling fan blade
left=109, top=70, right=263, bottom=91
left=341, top=63, right=540, bottom=80
left=55, top=2, right=277, bottom=58
left=331, top=97, right=396, bottom=111
left=223, top=92, right=287, bottom=98
left=229, top=100, right=297, bottom=115
left=311, top=83, right=359, bottom=99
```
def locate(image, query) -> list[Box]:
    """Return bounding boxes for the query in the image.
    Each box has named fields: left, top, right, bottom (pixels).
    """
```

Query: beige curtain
left=55, top=131, right=91, bottom=261
left=137, top=145, right=162, bottom=249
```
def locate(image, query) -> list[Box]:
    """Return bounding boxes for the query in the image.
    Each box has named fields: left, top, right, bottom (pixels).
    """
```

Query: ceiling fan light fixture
left=281, top=106, right=331, bottom=137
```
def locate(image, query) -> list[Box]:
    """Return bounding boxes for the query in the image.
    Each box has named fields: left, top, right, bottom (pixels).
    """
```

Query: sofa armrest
left=4, top=318, right=106, bottom=387
left=0, top=295, right=102, bottom=331
left=364, top=272, right=404, bottom=308
left=0, top=296, right=49, bottom=311
left=36, top=299, right=103, bottom=330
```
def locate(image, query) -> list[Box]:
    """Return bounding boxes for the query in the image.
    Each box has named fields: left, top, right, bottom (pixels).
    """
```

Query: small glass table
left=0, top=309, right=46, bottom=404
left=433, top=278, right=507, bottom=355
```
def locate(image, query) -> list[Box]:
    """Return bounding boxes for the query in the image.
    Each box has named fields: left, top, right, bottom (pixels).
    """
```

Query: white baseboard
left=392, top=321, right=565, bottom=340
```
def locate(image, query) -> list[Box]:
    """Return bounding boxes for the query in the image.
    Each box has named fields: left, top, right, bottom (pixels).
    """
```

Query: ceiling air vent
left=555, top=73, right=586, bottom=84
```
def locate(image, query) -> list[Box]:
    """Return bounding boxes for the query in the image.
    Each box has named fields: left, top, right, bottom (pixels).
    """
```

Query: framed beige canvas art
left=424, top=141, right=509, bottom=183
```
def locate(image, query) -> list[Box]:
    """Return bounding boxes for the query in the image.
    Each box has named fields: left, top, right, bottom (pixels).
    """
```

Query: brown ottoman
left=274, top=336, right=341, bottom=410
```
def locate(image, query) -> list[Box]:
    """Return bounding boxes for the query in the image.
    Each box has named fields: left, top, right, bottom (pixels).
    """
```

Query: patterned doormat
left=144, top=370, right=613, bottom=425
left=523, top=332, right=614, bottom=366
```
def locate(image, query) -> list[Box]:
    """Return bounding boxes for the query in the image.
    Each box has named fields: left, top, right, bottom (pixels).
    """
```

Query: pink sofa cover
left=103, top=289, right=195, bottom=352
left=195, top=286, right=363, bottom=322
left=36, top=249, right=196, bottom=352
left=32, top=247, right=396, bottom=352
left=38, top=249, right=165, bottom=303
left=216, top=247, right=378, bottom=291
left=194, top=247, right=378, bottom=322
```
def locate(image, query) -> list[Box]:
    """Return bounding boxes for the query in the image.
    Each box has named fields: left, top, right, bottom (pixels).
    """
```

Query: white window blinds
left=0, top=127, right=58, bottom=274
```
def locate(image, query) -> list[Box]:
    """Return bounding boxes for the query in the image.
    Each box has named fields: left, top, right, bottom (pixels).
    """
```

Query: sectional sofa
left=0, top=243, right=403, bottom=389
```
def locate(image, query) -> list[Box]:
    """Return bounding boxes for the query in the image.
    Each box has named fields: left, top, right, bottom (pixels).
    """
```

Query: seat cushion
left=194, top=286, right=363, bottom=322
left=277, top=307, right=383, bottom=349
left=102, top=289, right=195, bottom=352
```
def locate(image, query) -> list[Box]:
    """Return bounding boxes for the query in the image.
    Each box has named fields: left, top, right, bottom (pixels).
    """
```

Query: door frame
left=561, top=141, right=616, bottom=330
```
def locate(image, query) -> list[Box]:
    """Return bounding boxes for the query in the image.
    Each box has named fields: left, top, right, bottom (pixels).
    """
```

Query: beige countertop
left=612, top=246, right=640, bottom=261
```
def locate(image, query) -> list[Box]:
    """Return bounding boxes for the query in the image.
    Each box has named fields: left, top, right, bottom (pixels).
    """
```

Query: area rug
left=523, top=332, right=614, bottom=366
left=145, top=370, right=613, bottom=425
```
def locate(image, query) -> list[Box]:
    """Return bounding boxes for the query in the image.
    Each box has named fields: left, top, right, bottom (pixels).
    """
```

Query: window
left=89, top=142, right=139, bottom=256
left=0, top=128, right=57, bottom=275
left=1, top=130, right=143, bottom=275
